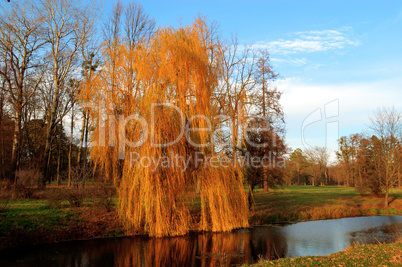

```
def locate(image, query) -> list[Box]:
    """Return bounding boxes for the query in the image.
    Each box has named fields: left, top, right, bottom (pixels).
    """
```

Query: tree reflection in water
left=1, top=216, right=401, bottom=267
left=112, top=231, right=253, bottom=266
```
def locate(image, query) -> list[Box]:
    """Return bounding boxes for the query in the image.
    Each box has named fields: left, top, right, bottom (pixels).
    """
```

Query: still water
left=1, top=216, right=401, bottom=266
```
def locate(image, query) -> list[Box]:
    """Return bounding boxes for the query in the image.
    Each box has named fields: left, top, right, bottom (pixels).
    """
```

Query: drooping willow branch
left=83, top=19, right=249, bottom=237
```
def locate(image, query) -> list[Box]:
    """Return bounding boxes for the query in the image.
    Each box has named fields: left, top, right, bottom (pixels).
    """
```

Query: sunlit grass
left=1, top=185, right=401, bottom=248
left=244, top=240, right=402, bottom=266
left=250, top=186, right=402, bottom=224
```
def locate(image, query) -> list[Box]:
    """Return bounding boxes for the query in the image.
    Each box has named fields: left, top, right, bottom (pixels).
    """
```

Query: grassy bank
left=0, top=185, right=401, bottom=249
left=250, top=185, right=402, bottom=224
left=0, top=186, right=123, bottom=249
left=244, top=241, right=402, bottom=266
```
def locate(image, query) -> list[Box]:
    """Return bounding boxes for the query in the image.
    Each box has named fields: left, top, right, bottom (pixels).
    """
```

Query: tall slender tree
left=214, top=38, right=257, bottom=165
left=0, top=1, right=46, bottom=182
left=36, top=0, right=99, bottom=188
left=254, top=49, right=281, bottom=192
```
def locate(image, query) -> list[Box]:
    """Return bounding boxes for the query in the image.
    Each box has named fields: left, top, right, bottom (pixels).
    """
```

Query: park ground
left=244, top=240, right=402, bottom=266
left=0, top=185, right=401, bottom=250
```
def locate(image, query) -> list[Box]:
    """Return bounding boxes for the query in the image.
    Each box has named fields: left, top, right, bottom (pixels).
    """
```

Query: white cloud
left=276, top=77, right=402, bottom=155
left=256, top=29, right=359, bottom=55
left=271, top=57, right=308, bottom=66
left=278, top=77, right=402, bottom=117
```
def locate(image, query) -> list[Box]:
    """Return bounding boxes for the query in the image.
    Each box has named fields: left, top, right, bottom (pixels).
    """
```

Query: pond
left=1, top=216, right=401, bottom=266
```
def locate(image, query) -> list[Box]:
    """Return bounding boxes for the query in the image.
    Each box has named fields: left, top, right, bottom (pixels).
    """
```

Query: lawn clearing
left=250, top=185, right=402, bottom=224
left=0, top=194, right=122, bottom=249
left=1, top=185, right=401, bottom=249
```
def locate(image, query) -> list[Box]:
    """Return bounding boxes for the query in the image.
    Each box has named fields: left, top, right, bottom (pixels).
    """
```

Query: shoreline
left=1, top=212, right=401, bottom=251
left=1, top=186, right=401, bottom=250
left=1, top=215, right=401, bottom=266
left=243, top=240, right=402, bottom=266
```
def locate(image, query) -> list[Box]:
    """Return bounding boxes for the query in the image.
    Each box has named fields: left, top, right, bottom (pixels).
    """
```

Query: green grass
left=253, top=185, right=358, bottom=211
left=250, top=186, right=402, bottom=224
left=0, top=190, right=123, bottom=249
left=187, top=185, right=402, bottom=226
left=0, top=199, right=82, bottom=248
left=0, top=199, right=79, bottom=231
left=245, top=241, right=402, bottom=266
left=0, top=185, right=401, bottom=249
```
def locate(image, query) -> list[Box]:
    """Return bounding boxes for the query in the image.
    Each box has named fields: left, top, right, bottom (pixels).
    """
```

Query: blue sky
left=104, top=0, right=402, bottom=158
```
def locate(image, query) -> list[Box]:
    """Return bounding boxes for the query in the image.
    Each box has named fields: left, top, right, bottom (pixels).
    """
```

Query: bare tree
left=89, top=0, right=155, bottom=183
left=67, top=103, right=75, bottom=186
left=103, top=0, right=123, bottom=49
left=214, top=38, right=257, bottom=164
left=369, top=107, right=402, bottom=207
left=71, top=28, right=100, bottom=188
left=124, top=1, right=155, bottom=49
left=0, top=1, right=46, bottom=182
left=36, top=0, right=99, bottom=188
left=305, top=146, right=329, bottom=186
left=124, top=1, right=155, bottom=95
left=0, top=78, right=7, bottom=179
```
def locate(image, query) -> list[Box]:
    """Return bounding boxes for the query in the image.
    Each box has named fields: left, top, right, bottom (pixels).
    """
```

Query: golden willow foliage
left=83, top=19, right=249, bottom=237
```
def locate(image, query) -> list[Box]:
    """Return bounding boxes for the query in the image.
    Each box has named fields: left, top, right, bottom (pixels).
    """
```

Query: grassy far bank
left=250, top=185, right=402, bottom=224
left=244, top=241, right=402, bottom=267
left=0, top=185, right=401, bottom=249
left=0, top=200, right=123, bottom=249
left=0, top=186, right=123, bottom=249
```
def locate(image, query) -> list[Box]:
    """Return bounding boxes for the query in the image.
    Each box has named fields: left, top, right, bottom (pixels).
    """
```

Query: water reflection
left=1, top=216, right=401, bottom=267
left=114, top=232, right=252, bottom=266
left=249, top=226, right=287, bottom=260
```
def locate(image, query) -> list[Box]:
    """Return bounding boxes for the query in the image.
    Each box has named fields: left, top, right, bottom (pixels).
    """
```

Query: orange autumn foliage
left=83, top=19, right=249, bottom=237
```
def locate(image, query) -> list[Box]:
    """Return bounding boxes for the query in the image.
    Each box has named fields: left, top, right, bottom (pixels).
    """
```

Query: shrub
left=14, top=169, right=41, bottom=199
left=91, top=186, right=116, bottom=212
left=0, top=180, right=12, bottom=191
left=45, top=188, right=89, bottom=208
left=45, top=189, right=64, bottom=209
left=64, top=189, right=85, bottom=207
left=355, top=178, right=383, bottom=197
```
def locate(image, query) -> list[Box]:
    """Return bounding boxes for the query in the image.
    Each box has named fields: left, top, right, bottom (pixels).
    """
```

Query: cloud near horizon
left=255, top=29, right=359, bottom=55
left=276, top=77, right=402, bottom=157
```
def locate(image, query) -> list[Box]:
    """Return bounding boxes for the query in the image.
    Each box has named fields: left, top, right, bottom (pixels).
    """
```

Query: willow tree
left=85, top=19, right=248, bottom=237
